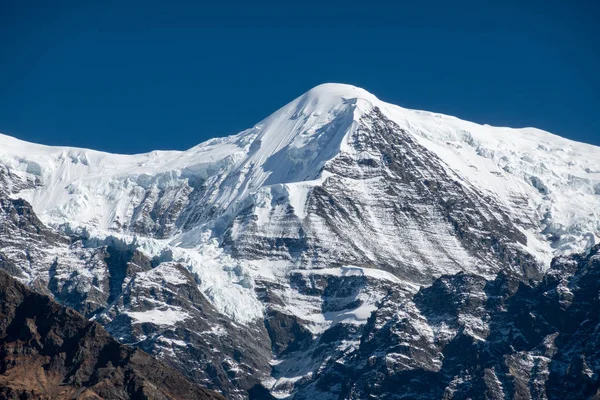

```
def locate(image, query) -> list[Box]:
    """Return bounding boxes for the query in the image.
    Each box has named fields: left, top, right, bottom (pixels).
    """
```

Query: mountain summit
left=1, top=84, right=599, bottom=398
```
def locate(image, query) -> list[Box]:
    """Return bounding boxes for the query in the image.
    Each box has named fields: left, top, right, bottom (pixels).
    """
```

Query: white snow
left=133, top=262, right=190, bottom=287
left=126, top=307, right=190, bottom=325
left=157, top=336, right=189, bottom=348
left=2, top=82, right=599, bottom=326
left=374, top=100, right=600, bottom=258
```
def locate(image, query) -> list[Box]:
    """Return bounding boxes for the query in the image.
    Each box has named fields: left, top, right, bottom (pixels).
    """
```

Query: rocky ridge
left=0, top=84, right=599, bottom=398
left=0, top=269, right=223, bottom=400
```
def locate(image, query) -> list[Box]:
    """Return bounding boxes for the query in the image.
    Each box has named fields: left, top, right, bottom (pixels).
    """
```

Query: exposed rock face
left=281, top=246, right=600, bottom=400
left=0, top=190, right=109, bottom=317
left=229, top=108, right=539, bottom=281
left=0, top=84, right=599, bottom=399
left=0, top=192, right=272, bottom=399
left=98, top=262, right=272, bottom=398
left=0, top=270, right=224, bottom=400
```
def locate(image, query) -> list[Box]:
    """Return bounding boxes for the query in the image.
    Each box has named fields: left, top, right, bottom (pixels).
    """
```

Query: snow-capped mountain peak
left=1, top=83, right=599, bottom=320
left=2, top=83, right=600, bottom=399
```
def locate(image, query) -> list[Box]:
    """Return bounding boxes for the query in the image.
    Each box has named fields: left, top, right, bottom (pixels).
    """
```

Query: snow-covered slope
left=2, top=84, right=598, bottom=254
left=2, top=84, right=598, bottom=260
left=1, top=83, right=599, bottom=398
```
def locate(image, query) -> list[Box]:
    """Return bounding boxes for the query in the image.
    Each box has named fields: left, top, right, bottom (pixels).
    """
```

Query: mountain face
left=0, top=270, right=224, bottom=400
left=0, top=83, right=599, bottom=399
left=288, top=246, right=600, bottom=400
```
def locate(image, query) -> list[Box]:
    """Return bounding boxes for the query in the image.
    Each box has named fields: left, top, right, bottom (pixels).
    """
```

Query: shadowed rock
left=0, top=270, right=224, bottom=400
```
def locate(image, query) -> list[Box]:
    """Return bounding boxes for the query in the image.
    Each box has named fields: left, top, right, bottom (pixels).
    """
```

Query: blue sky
left=1, top=0, right=598, bottom=153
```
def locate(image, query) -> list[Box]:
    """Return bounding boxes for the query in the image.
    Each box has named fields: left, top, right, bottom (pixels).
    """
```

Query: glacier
left=1, top=83, right=599, bottom=398
left=1, top=84, right=598, bottom=321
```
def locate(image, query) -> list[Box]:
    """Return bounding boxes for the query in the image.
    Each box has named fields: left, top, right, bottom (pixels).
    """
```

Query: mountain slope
left=0, top=192, right=272, bottom=398
left=0, top=83, right=599, bottom=398
left=290, top=245, right=600, bottom=400
left=0, top=269, right=224, bottom=400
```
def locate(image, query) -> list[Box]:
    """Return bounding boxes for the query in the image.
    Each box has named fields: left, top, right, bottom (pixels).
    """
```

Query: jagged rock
left=0, top=270, right=223, bottom=400
left=287, top=246, right=600, bottom=399
left=0, top=83, right=599, bottom=399
left=99, top=262, right=272, bottom=398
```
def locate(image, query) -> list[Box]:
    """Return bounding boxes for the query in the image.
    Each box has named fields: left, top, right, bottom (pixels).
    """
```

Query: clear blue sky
left=1, top=0, right=598, bottom=153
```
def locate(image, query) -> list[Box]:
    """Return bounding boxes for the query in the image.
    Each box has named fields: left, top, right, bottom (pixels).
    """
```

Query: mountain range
left=0, top=83, right=599, bottom=399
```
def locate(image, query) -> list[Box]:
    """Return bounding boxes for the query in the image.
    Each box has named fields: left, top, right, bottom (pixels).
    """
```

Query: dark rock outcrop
left=99, top=262, right=272, bottom=399
left=289, top=246, right=600, bottom=399
left=0, top=88, right=598, bottom=400
left=0, top=192, right=272, bottom=399
left=0, top=270, right=224, bottom=400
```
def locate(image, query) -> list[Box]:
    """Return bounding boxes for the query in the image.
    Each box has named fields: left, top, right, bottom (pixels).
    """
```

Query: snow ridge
left=1, top=83, right=599, bottom=325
